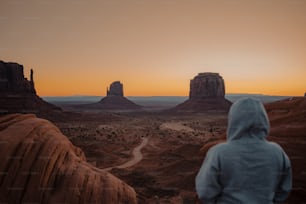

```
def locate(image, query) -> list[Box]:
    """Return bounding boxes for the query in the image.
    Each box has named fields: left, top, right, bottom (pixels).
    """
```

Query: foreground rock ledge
left=0, top=114, right=137, bottom=204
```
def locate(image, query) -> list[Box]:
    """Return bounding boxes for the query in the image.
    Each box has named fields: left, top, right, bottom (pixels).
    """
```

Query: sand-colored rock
left=0, top=114, right=137, bottom=204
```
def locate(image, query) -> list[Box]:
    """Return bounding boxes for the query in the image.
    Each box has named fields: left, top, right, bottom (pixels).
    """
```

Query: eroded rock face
left=107, top=81, right=123, bottom=97
left=0, top=114, right=137, bottom=204
left=0, top=61, right=35, bottom=94
left=189, top=73, right=225, bottom=99
left=0, top=60, right=60, bottom=113
left=173, top=72, right=231, bottom=112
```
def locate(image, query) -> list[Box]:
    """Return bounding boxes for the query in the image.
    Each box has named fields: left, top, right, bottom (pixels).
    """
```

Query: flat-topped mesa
left=189, top=72, right=225, bottom=99
left=107, top=81, right=123, bottom=96
left=173, top=72, right=232, bottom=112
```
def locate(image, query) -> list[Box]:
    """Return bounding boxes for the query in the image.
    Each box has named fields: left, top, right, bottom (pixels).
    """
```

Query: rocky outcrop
left=77, top=81, right=141, bottom=110
left=174, top=73, right=232, bottom=112
left=189, top=73, right=225, bottom=98
left=0, top=60, right=60, bottom=113
left=0, top=61, right=35, bottom=94
left=98, top=95, right=142, bottom=110
left=107, top=81, right=123, bottom=97
left=0, top=114, right=137, bottom=204
left=265, top=97, right=306, bottom=203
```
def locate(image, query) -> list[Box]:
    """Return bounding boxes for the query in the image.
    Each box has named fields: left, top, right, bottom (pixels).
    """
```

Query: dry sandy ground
left=48, top=111, right=227, bottom=203
left=43, top=99, right=306, bottom=204
left=103, top=137, right=149, bottom=171
left=160, top=122, right=195, bottom=132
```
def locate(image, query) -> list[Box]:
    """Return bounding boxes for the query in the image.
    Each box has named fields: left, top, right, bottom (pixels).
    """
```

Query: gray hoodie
left=195, top=98, right=291, bottom=204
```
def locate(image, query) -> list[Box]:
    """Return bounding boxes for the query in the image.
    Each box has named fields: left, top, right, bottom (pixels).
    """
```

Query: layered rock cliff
left=174, top=73, right=232, bottom=112
left=0, top=61, right=60, bottom=113
left=0, top=114, right=137, bottom=203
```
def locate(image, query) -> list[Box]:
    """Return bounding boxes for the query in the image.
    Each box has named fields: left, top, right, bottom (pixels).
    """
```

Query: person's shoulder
left=266, top=141, right=283, bottom=149
left=266, top=141, right=286, bottom=153
left=207, top=141, right=228, bottom=155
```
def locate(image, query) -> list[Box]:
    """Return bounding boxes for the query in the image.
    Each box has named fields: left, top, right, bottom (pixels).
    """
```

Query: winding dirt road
left=103, top=137, right=149, bottom=171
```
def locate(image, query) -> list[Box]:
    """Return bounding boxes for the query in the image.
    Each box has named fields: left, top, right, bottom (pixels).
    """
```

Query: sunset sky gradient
left=1, top=0, right=305, bottom=96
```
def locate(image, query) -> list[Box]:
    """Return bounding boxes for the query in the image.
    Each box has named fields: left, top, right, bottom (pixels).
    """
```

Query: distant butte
left=79, top=81, right=141, bottom=110
left=0, top=60, right=60, bottom=113
left=107, top=81, right=124, bottom=96
left=173, top=72, right=232, bottom=112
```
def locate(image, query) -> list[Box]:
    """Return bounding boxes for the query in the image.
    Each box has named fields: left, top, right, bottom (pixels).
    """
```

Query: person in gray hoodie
left=195, top=98, right=291, bottom=204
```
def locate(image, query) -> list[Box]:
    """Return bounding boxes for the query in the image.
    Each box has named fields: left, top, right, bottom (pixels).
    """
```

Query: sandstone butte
left=174, top=73, right=232, bottom=112
left=0, top=61, right=60, bottom=113
left=79, top=81, right=141, bottom=110
left=0, top=114, right=137, bottom=204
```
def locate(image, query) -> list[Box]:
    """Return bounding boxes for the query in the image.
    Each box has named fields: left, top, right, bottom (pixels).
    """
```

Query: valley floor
left=48, top=111, right=227, bottom=203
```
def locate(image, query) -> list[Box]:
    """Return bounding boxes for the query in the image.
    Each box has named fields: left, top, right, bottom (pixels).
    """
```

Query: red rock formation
left=0, top=61, right=35, bottom=94
left=0, top=114, right=137, bottom=203
left=265, top=97, right=306, bottom=203
left=107, top=81, right=124, bottom=96
left=0, top=61, right=60, bottom=113
left=77, top=81, right=141, bottom=110
left=189, top=73, right=225, bottom=98
left=98, top=95, right=142, bottom=109
left=174, top=73, right=232, bottom=112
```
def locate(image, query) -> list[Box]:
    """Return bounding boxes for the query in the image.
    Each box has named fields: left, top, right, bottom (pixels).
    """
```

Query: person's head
left=227, top=97, right=270, bottom=141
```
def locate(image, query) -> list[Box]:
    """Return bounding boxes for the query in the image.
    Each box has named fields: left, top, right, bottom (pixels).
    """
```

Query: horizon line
left=41, top=93, right=298, bottom=98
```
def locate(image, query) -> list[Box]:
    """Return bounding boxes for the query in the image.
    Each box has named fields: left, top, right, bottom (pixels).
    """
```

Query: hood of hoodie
left=227, top=97, right=270, bottom=142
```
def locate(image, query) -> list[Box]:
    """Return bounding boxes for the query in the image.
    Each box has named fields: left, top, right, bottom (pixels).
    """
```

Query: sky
left=1, top=0, right=305, bottom=96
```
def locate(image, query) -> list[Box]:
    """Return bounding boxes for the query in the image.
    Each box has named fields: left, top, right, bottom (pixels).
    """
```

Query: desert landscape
left=44, top=98, right=305, bottom=204
left=48, top=111, right=227, bottom=203
left=1, top=1, right=306, bottom=203
left=1, top=61, right=305, bottom=203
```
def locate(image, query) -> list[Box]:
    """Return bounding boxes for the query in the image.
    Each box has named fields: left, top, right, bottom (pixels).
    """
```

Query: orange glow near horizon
left=1, top=0, right=305, bottom=96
